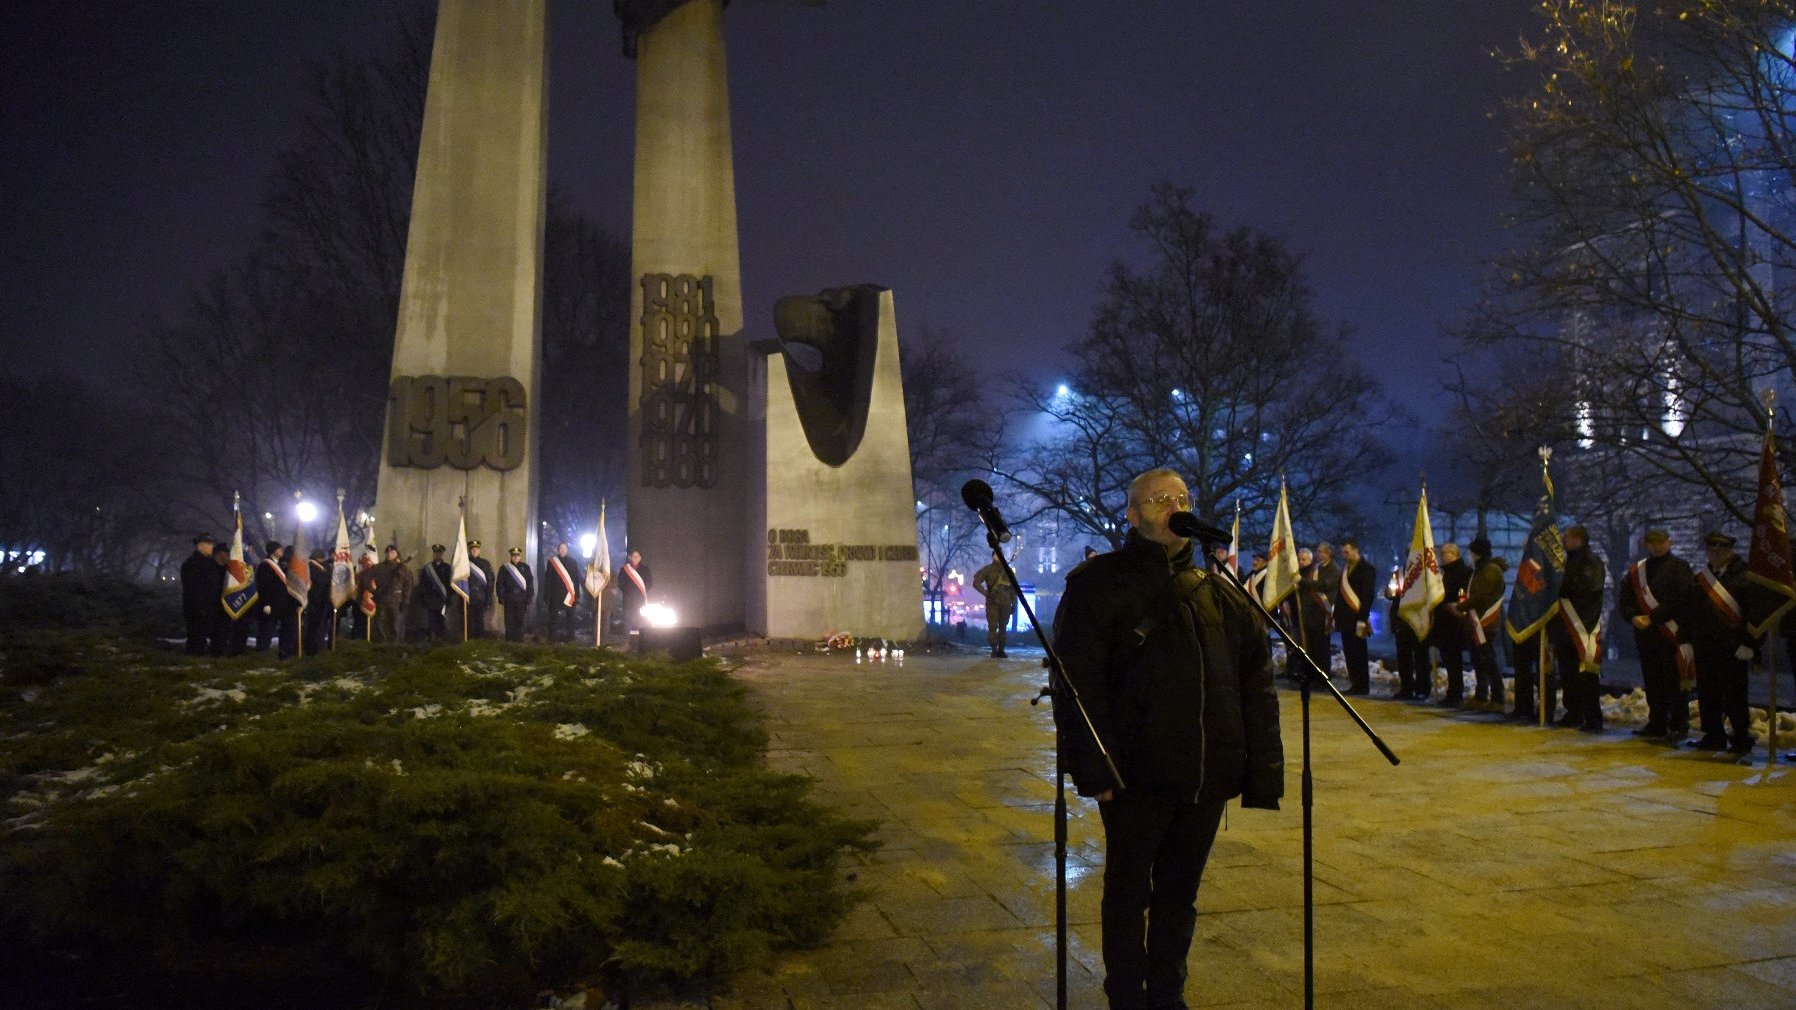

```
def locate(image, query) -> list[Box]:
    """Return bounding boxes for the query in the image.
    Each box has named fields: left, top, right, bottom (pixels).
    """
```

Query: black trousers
left=1470, top=639, right=1503, bottom=703
left=1637, top=634, right=1689, bottom=733
left=185, top=615, right=210, bottom=656
left=256, top=610, right=279, bottom=652
left=1549, top=625, right=1601, bottom=728
left=544, top=604, right=575, bottom=642
left=1434, top=632, right=1466, bottom=701
left=1391, top=617, right=1430, bottom=697
left=504, top=604, right=528, bottom=642
left=1692, top=640, right=1752, bottom=746
left=1340, top=626, right=1369, bottom=692
left=277, top=608, right=301, bottom=659
left=1097, top=790, right=1226, bottom=1010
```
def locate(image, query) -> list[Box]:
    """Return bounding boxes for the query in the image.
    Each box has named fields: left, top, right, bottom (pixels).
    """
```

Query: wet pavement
left=639, top=648, right=1796, bottom=1009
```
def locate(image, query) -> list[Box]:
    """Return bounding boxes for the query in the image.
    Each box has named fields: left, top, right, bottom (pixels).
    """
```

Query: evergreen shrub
left=0, top=635, right=876, bottom=1006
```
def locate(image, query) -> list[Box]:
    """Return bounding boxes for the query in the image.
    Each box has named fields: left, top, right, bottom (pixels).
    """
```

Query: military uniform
left=972, top=557, right=1018, bottom=657
left=464, top=545, right=495, bottom=638
left=362, top=550, right=414, bottom=643
left=499, top=550, right=536, bottom=642
left=417, top=547, right=453, bottom=641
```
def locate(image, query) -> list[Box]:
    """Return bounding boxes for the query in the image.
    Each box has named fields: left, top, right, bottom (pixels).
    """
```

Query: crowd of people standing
left=179, top=532, right=652, bottom=657
left=1236, top=526, right=1774, bottom=758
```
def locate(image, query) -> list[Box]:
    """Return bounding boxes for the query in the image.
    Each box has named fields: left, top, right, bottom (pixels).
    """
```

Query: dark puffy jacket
left=1052, top=531, right=1284, bottom=808
left=1561, top=545, right=1608, bottom=626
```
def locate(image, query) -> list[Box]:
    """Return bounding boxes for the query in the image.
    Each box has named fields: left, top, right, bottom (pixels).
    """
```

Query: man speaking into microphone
left=1052, top=467, right=1284, bottom=1010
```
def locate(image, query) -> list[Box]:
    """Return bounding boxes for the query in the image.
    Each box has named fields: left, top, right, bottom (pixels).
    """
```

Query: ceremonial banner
left=450, top=513, right=471, bottom=602
left=221, top=511, right=259, bottom=620
left=1396, top=487, right=1445, bottom=638
left=585, top=500, right=611, bottom=598
left=1746, top=424, right=1796, bottom=637
left=329, top=504, right=356, bottom=610
left=286, top=525, right=311, bottom=609
left=1226, top=504, right=1240, bottom=576
left=1506, top=492, right=1565, bottom=643
left=1261, top=481, right=1300, bottom=608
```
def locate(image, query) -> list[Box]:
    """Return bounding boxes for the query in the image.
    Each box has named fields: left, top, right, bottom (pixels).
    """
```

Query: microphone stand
left=967, top=507, right=1122, bottom=1010
left=1199, top=541, right=1399, bottom=1010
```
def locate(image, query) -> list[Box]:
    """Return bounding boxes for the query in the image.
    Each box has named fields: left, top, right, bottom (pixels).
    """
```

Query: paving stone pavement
left=637, top=649, right=1796, bottom=1010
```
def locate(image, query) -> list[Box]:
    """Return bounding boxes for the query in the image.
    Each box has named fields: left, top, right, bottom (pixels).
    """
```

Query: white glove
left=1734, top=645, right=1754, bottom=661
left=261, top=605, right=272, bottom=615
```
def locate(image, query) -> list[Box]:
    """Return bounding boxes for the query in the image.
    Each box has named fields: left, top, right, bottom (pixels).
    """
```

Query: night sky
left=2, top=0, right=1543, bottom=509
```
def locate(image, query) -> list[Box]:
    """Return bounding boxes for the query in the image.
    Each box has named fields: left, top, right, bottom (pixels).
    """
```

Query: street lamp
left=579, top=532, right=597, bottom=558
left=295, top=499, right=319, bottom=524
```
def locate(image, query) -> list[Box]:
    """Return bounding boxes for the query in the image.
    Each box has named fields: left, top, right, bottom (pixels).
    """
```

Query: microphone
left=1168, top=510, right=1232, bottom=544
left=959, top=478, right=1013, bottom=543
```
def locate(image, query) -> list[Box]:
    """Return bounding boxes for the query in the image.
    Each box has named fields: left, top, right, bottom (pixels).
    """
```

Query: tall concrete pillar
left=376, top=1, right=548, bottom=593
left=624, top=0, right=750, bottom=632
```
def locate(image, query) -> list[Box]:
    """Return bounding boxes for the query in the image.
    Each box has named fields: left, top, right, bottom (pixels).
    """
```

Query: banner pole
left=1770, top=618, right=1781, bottom=762
left=1539, top=631, right=1549, bottom=728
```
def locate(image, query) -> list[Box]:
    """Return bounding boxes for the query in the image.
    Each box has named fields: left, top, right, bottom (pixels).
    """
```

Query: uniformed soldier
left=1686, top=531, right=1756, bottom=755
left=417, top=544, right=453, bottom=641
left=971, top=551, right=1017, bottom=658
left=464, top=541, right=494, bottom=638
left=499, top=547, right=536, bottom=642
left=363, top=545, right=414, bottom=643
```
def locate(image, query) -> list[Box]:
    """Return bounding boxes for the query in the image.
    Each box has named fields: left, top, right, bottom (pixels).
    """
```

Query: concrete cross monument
left=375, top=0, right=547, bottom=630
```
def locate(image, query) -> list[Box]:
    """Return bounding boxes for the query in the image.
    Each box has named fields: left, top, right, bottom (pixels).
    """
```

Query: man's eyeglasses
left=1139, top=492, right=1189, bottom=510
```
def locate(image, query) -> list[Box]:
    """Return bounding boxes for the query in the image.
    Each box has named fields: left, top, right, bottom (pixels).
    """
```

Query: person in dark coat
left=253, top=541, right=291, bottom=653
left=1335, top=538, right=1377, bottom=694
left=618, top=549, right=651, bottom=630
left=1619, top=528, right=1692, bottom=739
left=498, top=546, right=536, bottom=642
left=1297, top=543, right=1339, bottom=678
left=541, top=541, right=581, bottom=642
left=463, top=541, right=494, bottom=639
left=1464, top=537, right=1508, bottom=711
left=304, top=547, right=333, bottom=653
left=1052, top=468, right=1284, bottom=1010
left=1432, top=543, right=1473, bottom=706
left=180, top=533, right=219, bottom=655
left=1686, top=531, right=1757, bottom=755
left=417, top=544, right=453, bottom=641
left=1554, top=524, right=1610, bottom=731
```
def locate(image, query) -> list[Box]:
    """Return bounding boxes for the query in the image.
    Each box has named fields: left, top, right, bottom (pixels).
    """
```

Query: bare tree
left=901, top=326, right=997, bottom=608
left=1000, top=183, right=1392, bottom=545
left=1493, top=0, right=1796, bottom=520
